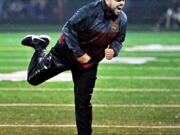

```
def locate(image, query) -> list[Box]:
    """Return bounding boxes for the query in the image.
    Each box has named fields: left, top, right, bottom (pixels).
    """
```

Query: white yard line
left=124, top=44, right=180, bottom=52
left=157, top=59, right=180, bottom=62
left=0, top=124, right=179, bottom=129
left=1, top=66, right=180, bottom=70
left=1, top=70, right=180, bottom=82
left=0, top=88, right=179, bottom=92
left=1, top=52, right=180, bottom=57
left=99, top=67, right=180, bottom=70
left=0, top=58, right=180, bottom=63
left=99, top=76, right=180, bottom=80
left=0, top=104, right=179, bottom=108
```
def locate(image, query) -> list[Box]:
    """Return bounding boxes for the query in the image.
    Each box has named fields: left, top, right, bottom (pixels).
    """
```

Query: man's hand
left=105, top=47, right=114, bottom=60
left=77, top=53, right=91, bottom=64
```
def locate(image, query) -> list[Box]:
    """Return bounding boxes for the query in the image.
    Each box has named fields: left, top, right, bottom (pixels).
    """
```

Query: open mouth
left=117, top=7, right=121, bottom=10
left=116, top=7, right=121, bottom=12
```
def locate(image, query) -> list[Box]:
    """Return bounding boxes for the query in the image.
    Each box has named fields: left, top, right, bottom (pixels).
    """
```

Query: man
left=21, top=0, right=127, bottom=134
left=165, top=0, right=180, bottom=28
left=156, top=0, right=180, bottom=29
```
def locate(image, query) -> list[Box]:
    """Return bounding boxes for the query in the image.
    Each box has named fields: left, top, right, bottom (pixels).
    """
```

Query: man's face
left=106, top=0, right=125, bottom=16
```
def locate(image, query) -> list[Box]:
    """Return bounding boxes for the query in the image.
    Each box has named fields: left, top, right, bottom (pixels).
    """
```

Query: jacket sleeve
left=62, top=5, right=90, bottom=57
left=110, top=18, right=127, bottom=57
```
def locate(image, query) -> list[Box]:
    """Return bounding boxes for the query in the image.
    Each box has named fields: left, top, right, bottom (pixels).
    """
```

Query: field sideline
left=0, top=31, right=180, bottom=135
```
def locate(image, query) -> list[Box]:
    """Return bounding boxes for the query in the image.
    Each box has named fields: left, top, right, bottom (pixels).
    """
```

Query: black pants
left=27, top=43, right=97, bottom=135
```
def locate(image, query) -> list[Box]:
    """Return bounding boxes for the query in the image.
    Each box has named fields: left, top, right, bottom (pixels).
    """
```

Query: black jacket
left=60, top=0, right=127, bottom=69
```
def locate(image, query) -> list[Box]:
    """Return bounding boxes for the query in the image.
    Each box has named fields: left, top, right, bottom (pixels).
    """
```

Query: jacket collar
left=101, top=0, right=118, bottom=21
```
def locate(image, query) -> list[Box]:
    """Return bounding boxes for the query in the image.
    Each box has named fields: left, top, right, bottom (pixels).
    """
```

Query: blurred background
left=0, top=0, right=179, bottom=32
left=0, top=0, right=180, bottom=135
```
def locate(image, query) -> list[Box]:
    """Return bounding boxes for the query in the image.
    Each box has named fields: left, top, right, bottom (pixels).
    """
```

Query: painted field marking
left=99, top=76, right=180, bottom=80
left=1, top=70, right=180, bottom=82
left=1, top=53, right=180, bottom=58
left=0, top=104, right=179, bottom=108
left=124, top=44, right=180, bottom=52
left=1, top=58, right=180, bottom=63
left=0, top=124, right=179, bottom=129
left=99, top=67, right=180, bottom=70
left=1, top=66, right=180, bottom=71
left=1, top=44, right=180, bottom=52
left=0, top=88, right=179, bottom=92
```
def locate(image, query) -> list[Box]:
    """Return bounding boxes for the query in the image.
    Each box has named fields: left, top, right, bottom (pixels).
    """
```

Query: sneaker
left=21, top=35, right=50, bottom=50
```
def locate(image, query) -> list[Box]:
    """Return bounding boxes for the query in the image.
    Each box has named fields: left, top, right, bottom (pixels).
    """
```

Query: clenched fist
left=77, top=53, right=91, bottom=64
left=105, top=48, right=114, bottom=60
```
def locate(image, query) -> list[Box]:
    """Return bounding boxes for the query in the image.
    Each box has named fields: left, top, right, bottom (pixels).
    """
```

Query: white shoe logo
left=32, top=35, right=40, bottom=41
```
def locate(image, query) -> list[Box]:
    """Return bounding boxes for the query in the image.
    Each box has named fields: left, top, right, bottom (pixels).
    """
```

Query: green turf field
left=0, top=31, right=180, bottom=135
